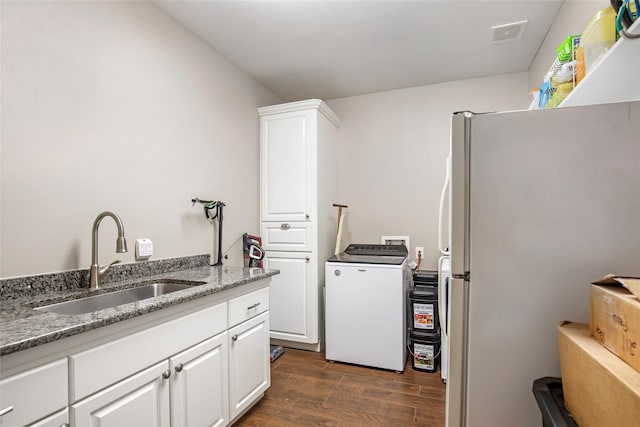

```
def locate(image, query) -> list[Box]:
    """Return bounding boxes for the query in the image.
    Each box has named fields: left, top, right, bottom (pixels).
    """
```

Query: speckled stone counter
left=0, top=255, right=278, bottom=356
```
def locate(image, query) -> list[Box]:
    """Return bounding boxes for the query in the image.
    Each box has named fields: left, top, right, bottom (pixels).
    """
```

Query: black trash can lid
left=413, top=270, right=438, bottom=283
left=532, top=377, right=578, bottom=427
left=409, top=286, right=438, bottom=299
left=410, top=330, right=441, bottom=341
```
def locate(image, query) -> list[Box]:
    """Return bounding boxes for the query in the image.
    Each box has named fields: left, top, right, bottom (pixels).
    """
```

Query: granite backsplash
left=0, top=254, right=211, bottom=299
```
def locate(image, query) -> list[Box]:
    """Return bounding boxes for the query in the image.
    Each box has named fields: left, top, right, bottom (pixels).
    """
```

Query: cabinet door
left=260, top=109, right=314, bottom=222
left=263, top=251, right=317, bottom=343
left=228, top=311, right=270, bottom=421
left=170, top=332, right=229, bottom=427
left=71, top=361, right=170, bottom=427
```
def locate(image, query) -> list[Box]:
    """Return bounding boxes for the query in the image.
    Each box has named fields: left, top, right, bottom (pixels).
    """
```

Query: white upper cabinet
left=260, top=109, right=314, bottom=222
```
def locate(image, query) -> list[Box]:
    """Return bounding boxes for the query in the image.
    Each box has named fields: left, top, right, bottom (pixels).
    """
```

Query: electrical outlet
left=136, top=238, right=153, bottom=260
left=415, top=246, right=424, bottom=260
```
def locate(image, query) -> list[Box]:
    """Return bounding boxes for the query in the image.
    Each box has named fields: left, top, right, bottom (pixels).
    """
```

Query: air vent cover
left=489, top=20, right=528, bottom=43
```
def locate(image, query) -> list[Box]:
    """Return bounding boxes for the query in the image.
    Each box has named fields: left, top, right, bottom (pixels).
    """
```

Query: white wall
left=0, top=1, right=281, bottom=277
left=528, top=0, right=609, bottom=90
left=327, top=73, right=529, bottom=270
left=2, top=1, right=594, bottom=278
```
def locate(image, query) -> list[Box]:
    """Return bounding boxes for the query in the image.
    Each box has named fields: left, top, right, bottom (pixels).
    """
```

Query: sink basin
left=34, top=280, right=206, bottom=315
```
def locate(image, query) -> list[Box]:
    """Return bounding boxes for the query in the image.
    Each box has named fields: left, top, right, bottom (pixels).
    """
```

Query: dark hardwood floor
left=235, top=348, right=446, bottom=427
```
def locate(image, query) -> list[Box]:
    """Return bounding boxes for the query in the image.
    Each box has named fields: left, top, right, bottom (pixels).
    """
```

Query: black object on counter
left=191, top=198, right=226, bottom=266
left=532, top=377, right=579, bottom=427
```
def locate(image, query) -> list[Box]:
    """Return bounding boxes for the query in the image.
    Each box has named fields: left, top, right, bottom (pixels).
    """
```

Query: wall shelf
left=561, top=19, right=640, bottom=107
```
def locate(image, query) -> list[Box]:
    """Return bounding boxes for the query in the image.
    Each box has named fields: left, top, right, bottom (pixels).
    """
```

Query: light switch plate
left=135, top=238, right=153, bottom=260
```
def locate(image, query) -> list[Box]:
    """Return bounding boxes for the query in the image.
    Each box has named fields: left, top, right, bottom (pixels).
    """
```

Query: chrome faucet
left=90, top=211, right=128, bottom=290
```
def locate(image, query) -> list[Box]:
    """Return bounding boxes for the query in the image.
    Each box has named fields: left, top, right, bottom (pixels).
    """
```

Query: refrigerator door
left=449, top=112, right=472, bottom=278
left=447, top=101, right=640, bottom=427
left=445, top=277, right=468, bottom=427
left=446, top=111, right=473, bottom=427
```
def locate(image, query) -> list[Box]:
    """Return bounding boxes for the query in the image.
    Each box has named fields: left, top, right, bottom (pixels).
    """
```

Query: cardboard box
left=558, top=322, right=640, bottom=427
left=592, top=276, right=640, bottom=299
left=591, top=284, right=640, bottom=373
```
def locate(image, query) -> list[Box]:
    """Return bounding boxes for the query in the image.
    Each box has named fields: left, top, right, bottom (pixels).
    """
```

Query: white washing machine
left=325, top=244, right=409, bottom=371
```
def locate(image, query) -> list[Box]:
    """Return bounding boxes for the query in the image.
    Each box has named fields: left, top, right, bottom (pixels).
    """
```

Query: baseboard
left=270, top=338, right=323, bottom=352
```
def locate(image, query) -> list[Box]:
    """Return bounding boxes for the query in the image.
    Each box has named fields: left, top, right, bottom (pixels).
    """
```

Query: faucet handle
left=98, top=260, right=121, bottom=277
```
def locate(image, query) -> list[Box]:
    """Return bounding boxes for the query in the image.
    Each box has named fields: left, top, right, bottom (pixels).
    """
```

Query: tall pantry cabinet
left=258, top=99, right=341, bottom=352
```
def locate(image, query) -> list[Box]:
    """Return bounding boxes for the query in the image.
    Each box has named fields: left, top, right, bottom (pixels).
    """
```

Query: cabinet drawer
left=28, top=408, right=68, bottom=427
left=261, top=221, right=312, bottom=251
left=0, top=358, right=68, bottom=426
left=70, top=301, right=227, bottom=402
left=228, top=287, right=269, bottom=328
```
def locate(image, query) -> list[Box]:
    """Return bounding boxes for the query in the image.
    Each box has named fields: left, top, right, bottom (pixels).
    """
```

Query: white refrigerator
left=445, top=101, right=640, bottom=427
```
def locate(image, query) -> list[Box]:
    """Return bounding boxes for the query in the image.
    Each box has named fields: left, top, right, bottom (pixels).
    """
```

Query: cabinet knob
left=305, top=213, right=310, bottom=219
left=280, top=223, right=290, bottom=230
left=306, top=256, right=310, bottom=262
left=60, top=424, right=70, bottom=427
left=0, top=406, right=14, bottom=417
left=175, top=363, right=184, bottom=373
left=232, top=334, right=238, bottom=342
left=162, top=369, right=171, bottom=379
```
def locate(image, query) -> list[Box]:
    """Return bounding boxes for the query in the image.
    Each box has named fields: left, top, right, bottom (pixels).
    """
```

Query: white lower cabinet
left=72, top=361, right=171, bottom=427
left=228, top=311, right=270, bottom=421
left=2, top=280, right=272, bottom=427
left=263, top=251, right=315, bottom=343
left=170, top=332, right=229, bottom=427
left=72, top=331, right=237, bottom=427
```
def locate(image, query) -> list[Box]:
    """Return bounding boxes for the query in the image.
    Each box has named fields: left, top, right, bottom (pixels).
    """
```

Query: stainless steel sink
left=34, top=280, right=206, bottom=315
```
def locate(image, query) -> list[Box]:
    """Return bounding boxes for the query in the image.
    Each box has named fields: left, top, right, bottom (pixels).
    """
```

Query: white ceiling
left=155, top=0, right=563, bottom=102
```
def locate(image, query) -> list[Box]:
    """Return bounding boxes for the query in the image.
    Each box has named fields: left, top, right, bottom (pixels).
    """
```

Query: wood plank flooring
left=234, top=348, right=446, bottom=427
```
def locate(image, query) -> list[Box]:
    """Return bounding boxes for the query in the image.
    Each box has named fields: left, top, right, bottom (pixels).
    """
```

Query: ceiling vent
left=489, top=20, right=528, bottom=43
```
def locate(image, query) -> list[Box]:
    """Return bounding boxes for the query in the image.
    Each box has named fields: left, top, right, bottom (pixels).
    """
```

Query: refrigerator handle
left=438, top=156, right=451, bottom=255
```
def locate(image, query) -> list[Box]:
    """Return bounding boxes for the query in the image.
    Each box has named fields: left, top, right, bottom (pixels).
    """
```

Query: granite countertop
left=0, top=264, right=278, bottom=356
